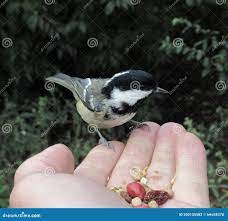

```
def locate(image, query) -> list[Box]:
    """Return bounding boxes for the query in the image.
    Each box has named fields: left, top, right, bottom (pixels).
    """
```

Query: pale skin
left=10, top=122, right=210, bottom=208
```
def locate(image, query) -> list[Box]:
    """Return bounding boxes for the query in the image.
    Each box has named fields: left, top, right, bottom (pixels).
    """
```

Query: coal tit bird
left=46, top=70, right=168, bottom=147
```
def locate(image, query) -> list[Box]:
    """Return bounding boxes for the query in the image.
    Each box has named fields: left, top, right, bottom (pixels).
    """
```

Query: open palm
left=10, top=122, right=209, bottom=208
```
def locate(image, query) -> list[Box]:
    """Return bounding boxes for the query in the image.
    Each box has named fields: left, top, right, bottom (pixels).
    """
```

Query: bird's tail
left=46, top=73, right=80, bottom=99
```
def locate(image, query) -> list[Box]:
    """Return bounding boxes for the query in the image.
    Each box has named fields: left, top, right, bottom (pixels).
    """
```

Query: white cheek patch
left=108, top=88, right=152, bottom=108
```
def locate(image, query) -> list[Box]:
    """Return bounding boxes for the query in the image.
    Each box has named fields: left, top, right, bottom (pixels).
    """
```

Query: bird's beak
left=155, top=87, right=169, bottom=94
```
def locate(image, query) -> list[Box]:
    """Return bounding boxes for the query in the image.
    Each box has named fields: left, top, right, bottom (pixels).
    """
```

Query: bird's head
left=102, top=70, right=168, bottom=114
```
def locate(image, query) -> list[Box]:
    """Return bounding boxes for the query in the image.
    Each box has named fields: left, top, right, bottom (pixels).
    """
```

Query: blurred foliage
left=0, top=0, right=227, bottom=207
left=161, top=17, right=228, bottom=81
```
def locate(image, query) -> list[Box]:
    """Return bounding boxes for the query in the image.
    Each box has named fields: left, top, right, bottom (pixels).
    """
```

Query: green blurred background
left=0, top=0, right=227, bottom=207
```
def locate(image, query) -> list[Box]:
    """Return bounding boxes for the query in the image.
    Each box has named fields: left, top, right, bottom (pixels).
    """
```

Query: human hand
left=10, top=122, right=210, bottom=208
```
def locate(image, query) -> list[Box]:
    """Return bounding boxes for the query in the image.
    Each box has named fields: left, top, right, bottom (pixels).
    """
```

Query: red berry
left=127, top=182, right=146, bottom=199
left=144, top=190, right=169, bottom=205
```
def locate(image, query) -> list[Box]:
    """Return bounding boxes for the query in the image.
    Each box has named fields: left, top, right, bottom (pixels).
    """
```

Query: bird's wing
left=76, top=78, right=109, bottom=112
left=46, top=73, right=108, bottom=112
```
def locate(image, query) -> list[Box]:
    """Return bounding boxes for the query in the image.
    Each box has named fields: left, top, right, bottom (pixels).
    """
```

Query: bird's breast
left=76, top=100, right=136, bottom=129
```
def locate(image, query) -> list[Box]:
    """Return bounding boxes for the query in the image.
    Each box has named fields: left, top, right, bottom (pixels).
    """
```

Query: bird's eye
left=104, top=113, right=110, bottom=120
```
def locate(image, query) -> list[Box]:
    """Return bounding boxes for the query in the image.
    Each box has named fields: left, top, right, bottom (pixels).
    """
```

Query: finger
left=10, top=174, right=128, bottom=208
left=74, top=141, right=125, bottom=185
left=173, top=132, right=209, bottom=207
left=147, top=122, right=186, bottom=190
left=14, top=144, right=75, bottom=185
left=107, top=122, right=160, bottom=189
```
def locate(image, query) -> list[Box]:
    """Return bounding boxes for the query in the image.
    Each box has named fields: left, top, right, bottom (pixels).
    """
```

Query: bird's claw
left=99, top=137, right=115, bottom=151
